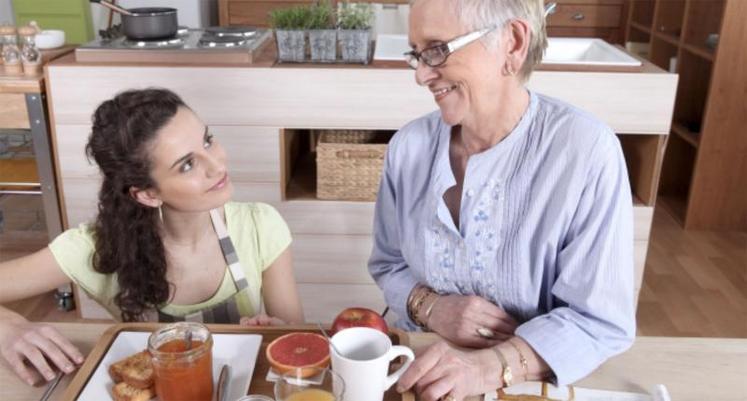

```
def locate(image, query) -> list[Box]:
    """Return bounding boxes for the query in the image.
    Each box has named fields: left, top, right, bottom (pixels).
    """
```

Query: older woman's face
left=146, top=107, right=233, bottom=212
left=409, top=0, right=506, bottom=126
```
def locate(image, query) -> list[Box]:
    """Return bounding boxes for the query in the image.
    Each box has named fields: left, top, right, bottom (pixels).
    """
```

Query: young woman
left=0, top=88, right=304, bottom=386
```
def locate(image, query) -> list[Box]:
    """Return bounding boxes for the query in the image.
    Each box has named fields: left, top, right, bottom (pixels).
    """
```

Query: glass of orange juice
left=148, top=322, right=214, bottom=401
left=274, top=367, right=345, bottom=401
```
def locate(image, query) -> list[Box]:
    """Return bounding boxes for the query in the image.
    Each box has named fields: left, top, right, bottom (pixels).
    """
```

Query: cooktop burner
left=123, top=37, right=185, bottom=49
left=198, top=36, right=247, bottom=48
left=75, top=26, right=272, bottom=64
left=204, top=26, right=257, bottom=38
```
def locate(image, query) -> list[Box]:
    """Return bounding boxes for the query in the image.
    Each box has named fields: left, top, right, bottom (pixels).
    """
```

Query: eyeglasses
left=403, top=25, right=498, bottom=69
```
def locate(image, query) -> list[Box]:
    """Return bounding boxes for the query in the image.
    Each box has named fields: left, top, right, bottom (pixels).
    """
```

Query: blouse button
left=466, top=189, right=475, bottom=197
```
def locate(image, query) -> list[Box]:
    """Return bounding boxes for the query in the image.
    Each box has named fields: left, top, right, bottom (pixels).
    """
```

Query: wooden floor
left=1, top=196, right=746, bottom=337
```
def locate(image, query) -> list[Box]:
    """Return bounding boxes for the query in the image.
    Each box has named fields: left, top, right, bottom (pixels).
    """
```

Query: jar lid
left=236, top=395, right=275, bottom=401
left=0, top=26, right=16, bottom=35
left=18, top=25, right=39, bottom=36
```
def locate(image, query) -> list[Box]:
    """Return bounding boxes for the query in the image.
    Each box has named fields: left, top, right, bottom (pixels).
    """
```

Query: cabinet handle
left=572, top=13, right=585, bottom=21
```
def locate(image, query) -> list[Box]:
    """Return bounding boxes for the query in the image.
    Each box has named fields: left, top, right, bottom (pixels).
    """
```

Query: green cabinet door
left=12, top=0, right=94, bottom=44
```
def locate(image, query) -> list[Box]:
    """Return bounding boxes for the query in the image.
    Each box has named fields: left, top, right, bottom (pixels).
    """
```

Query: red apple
left=331, top=307, right=388, bottom=334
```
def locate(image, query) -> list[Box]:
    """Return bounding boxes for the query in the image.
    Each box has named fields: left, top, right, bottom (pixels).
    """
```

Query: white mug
left=330, top=327, right=415, bottom=401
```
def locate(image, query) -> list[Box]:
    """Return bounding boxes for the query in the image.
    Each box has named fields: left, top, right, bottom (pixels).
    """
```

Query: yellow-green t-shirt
left=48, top=202, right=291, bottom=321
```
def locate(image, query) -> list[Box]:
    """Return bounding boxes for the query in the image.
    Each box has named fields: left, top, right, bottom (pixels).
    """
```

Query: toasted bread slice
left=108, top=350, right=154, bottom=389
left=112, top=382, right=155, bottom=401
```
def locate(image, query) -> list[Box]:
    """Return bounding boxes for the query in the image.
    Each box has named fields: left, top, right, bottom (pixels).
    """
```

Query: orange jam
left=151, top=338, right=214, bottom=401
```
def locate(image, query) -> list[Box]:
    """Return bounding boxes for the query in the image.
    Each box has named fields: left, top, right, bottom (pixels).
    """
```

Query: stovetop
left=79, top=26, right=270, bottom=51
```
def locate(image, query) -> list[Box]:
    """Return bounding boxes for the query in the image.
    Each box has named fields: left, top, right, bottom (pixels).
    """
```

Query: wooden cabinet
left=625, top=0, right=747, bottom=230
left=546, top=0, right=628, bottom=44
left=219, top=0, right=316, bottom=28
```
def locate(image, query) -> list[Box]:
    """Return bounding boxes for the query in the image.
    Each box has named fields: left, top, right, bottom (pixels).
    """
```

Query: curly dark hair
left=85, top=88, right=187, bottom=322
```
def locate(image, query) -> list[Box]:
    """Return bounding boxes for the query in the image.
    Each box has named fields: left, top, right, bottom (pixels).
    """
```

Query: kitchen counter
left=1, top=323, right=745, bottom=401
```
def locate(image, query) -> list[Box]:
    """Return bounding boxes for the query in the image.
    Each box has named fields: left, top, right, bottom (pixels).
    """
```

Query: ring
left=442, top=394, right=456, bottom=401
left=476, top=327, right=496, bottom=339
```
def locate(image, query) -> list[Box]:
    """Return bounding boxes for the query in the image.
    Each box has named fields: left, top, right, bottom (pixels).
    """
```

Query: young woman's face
left=147, top=106, right=233, bottom=212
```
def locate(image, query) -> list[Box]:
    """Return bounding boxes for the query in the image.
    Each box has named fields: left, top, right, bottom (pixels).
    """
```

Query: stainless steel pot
left=91, top=0, right=178, bottom=40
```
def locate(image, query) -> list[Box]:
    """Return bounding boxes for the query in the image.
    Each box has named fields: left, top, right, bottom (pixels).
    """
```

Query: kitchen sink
left=374, top=35, right=642, bottom=67
left=543, top=37, right=642, bottom=67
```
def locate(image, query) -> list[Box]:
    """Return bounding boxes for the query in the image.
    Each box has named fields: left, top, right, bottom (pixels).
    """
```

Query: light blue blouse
left=368, top=90, right=636, bottom=385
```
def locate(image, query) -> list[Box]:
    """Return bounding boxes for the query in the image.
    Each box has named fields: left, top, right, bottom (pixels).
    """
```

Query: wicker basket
left=316, top=130, right=390, bottom=201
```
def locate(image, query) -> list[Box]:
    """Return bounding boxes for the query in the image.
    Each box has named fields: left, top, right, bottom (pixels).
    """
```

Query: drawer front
left=227, top=1, right=315, bottom=27
left=547, top=4, right=622, bottom=28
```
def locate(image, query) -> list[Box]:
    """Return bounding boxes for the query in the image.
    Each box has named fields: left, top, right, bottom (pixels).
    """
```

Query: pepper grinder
left=18, top=23, right=41, bottom=76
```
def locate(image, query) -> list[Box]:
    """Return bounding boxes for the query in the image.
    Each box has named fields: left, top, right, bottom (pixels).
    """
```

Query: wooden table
left=1, top=323, right=745, bottom=401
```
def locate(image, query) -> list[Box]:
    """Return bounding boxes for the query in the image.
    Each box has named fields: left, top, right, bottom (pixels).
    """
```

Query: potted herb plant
left=307, top=2, right=336, bottom=62
left=337, top=2, right=374, bottom=64
left=269, top=6, right=310, bottom=62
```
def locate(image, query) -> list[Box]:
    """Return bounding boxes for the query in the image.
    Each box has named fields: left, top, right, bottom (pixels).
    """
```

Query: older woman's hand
left=428, top=294, right=518, bottom=348
left=397, top=341, right=501, bottom=401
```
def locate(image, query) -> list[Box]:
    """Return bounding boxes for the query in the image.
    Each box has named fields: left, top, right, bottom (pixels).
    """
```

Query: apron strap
left=210, top=208, right=250, bottom=291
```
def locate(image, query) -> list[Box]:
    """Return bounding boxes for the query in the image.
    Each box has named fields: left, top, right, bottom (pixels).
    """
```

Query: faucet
left=544, top=2, right=557, bottom=18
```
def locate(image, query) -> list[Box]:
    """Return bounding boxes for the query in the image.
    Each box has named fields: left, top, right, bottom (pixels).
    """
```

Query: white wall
left=0, top=0, right=14, bottom=24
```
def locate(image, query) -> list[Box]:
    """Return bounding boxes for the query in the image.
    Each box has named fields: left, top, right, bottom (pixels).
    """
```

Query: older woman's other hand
left=397, top=341, right=500, bottom=401
left=428, top=295, right=518, bottom=348
left=0, top=320, right=84, bottom=386
left=239, top=314, right=287, bottom=326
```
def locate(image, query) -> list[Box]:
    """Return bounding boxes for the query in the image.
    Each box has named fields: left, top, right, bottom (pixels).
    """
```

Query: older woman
left=368, top=0, right=635, bottom=399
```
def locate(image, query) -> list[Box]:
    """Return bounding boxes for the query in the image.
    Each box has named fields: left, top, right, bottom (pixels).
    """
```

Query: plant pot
left=275, top=29, right=306, bottom=62
left=308, top=29, right=337, bottom=62
left=338, top=29, right=371, bottom=64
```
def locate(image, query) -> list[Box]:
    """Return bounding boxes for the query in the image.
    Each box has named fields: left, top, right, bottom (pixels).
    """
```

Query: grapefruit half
left=266, top=332, right=330, bottom=378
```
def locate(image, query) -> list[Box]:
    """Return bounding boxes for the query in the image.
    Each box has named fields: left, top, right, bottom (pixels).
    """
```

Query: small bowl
left=35, top=30, right=65, bottom=49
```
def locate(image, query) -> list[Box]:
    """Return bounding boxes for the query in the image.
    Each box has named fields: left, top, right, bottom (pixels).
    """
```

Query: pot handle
left=91, top=0, right=133, bottom=16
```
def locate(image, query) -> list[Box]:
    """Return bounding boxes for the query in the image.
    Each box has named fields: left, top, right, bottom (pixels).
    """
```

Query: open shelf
left=630, top=21, right=651, bottom=35
left=672, top=50, right=713, bottom=137
left=670, top=122, right=699, bottom=148
left=683, top=0, right=725, bottom=53
left=650, top=36, right=679, bottom=72
left=681, top=43, right=715, bottom=62
left=281, top=128, right=395, bottom=202
left=619, top=134, right=666, bottom=207
left=654, top=31, right=680, bottom=47
left=631, top=0, right=656, bottom=29
left=653, top=0, right=686, bottom=38
left=658, top=132, right=697, bottom=223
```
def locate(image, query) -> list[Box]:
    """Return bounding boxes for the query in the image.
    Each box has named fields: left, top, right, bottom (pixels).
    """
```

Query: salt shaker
left=0, top=25, right=21, bottom=75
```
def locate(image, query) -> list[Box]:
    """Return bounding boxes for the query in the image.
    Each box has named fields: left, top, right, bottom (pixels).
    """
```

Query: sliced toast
left=108, top=350, right=154, bottom=389
left=112, top=381, right=155, bottom=401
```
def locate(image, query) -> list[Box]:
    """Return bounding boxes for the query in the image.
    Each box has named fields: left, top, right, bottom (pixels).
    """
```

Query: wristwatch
left=493, top=347, right=513, bottom=387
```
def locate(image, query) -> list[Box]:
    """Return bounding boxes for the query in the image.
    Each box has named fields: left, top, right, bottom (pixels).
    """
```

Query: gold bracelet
left=492, top=347, right=513, bottom=388
left=507, top=339, right=529, bottom=379
left=407, top=286, right=429, bottom=326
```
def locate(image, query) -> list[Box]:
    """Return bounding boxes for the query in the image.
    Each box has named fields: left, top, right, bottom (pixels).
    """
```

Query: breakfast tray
left=59, top=323, right=415, bottom=401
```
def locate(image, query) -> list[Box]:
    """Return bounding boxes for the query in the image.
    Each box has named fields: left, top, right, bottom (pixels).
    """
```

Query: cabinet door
left=220, top=0, right=316, bottom=27
left=12, top=0, right=94, bottom=44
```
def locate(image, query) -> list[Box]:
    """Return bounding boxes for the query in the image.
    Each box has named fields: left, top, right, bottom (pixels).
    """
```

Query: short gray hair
left=453, top=0, right=548, bottom=80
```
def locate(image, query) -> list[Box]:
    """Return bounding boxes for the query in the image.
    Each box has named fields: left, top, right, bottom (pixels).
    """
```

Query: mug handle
left=383, top=345, right=416, bottom=391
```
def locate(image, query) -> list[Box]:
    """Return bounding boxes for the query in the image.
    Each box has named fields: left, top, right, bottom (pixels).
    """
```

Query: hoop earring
left=158, top=204, right=163, bottom=223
